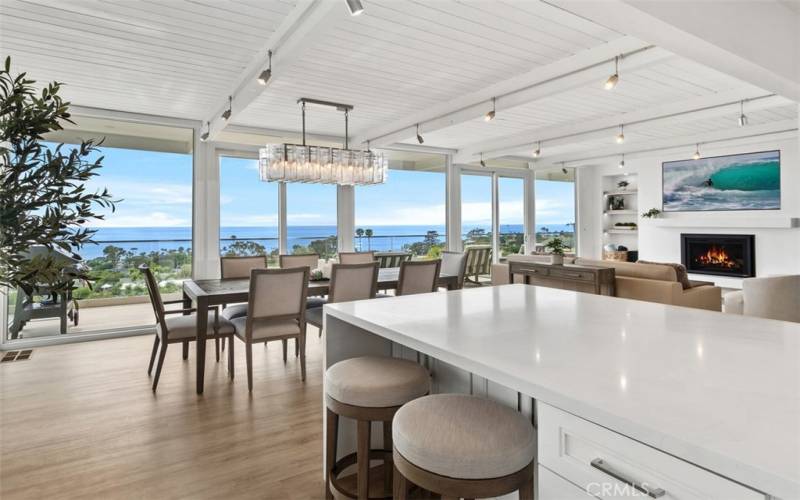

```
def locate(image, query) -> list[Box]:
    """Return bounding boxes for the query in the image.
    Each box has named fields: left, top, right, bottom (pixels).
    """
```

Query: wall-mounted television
left=662, top=150, right=780, bottom=212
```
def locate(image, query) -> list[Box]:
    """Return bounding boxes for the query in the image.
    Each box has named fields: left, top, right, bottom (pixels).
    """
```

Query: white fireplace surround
left=578, top=134, right=800, bottom=288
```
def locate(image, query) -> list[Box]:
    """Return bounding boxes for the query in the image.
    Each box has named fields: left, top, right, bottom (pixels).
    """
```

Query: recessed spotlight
left=532, top=141, right=541, bottom=158
left=258, top=50, right=272, bottom=86
left=221, top=95, right=232, bottom=121
left=484, top=97, right=496, bottom=122
left=416, top=123, right=424, bottom=144
left=604, top=56, right=620, bottom=90
left=615, top=124, right=625, bottom=144
left=345, top=0, right=364, bottom=16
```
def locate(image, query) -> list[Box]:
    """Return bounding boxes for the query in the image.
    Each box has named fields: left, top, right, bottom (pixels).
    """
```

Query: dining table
left=182, top=267, right=460, bottom=394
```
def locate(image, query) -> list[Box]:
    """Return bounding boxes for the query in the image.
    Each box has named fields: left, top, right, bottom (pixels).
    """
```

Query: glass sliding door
left=5, top=117, right=194, bottom=341
left=355, top=150, right=446, bottom=258
left=219, top=155, right=279, bottom=266
left=286, top=183, right=338, bottom=259
left=535, top=168, right=576, bottom=254
left=498, top=176, right=525, bottom=257
left=461, top=173, right=493, bottom=248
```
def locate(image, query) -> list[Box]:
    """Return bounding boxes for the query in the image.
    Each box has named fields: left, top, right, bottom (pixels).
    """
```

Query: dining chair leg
left=245, top=342, right=253, bottom=392
left=215, top=337, right=220, bottom=362
left=325, top=407, right=339, bottom=500
left=295, top=338, right=299, bottom=357
left=282, top=339, right=288, bottom=363
left=221, top=337, right=225, bottom=352
left=383, top=420, right=393, bottom=494
left=147, top=336, right=160, bottom=375
left=357, top=419, right=371, bottom=500
left=182, top=341, right=188, bottom=360
left=392, top=464, right=408, bottom=500
left=299, top=334, right=307, bottom=382
left=152, top=341, right=168, bottom=392
left=227, top=336, right=235, bottom=380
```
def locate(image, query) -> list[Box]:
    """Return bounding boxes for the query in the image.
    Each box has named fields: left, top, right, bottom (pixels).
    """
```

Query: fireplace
left=681, top=234, right=755, bottom=277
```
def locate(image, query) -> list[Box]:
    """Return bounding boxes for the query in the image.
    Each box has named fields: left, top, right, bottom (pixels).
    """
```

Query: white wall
left=577, top=133, right=800, bottom=286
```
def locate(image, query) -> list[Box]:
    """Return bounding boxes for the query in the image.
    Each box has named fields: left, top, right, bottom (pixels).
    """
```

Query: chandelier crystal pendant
left=259, top=98, right=387, bottom=186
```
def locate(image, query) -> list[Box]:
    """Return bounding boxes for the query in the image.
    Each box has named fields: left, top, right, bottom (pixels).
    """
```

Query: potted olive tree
left=544, top=236, right=566, bottom=265
left=1, top=56, right=116, bottom=302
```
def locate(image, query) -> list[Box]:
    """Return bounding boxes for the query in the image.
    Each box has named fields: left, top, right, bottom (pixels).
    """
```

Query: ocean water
left=663, top=151, right=780, bottom=211
left=77, top=223, right=574, bottom=259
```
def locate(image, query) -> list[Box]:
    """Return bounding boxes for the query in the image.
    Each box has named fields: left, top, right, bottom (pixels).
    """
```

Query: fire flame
left=696, top=245, right=737, bottom=268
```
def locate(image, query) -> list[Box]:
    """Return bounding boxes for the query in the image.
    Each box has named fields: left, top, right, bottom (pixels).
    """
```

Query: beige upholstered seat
left=231, top=317, right=301, bottom=340
left=220, top=255, right=267, bottom=278
left=393, top=393, right=535, bottom=480
left=325, top=356, right=430, bottom=408
left=157, top=311, right=235, bottom=340
left=221, top=303, right=248, bottom=320
left=338, top=251, right=375, bottom=264
left=724, top=275, right=800, bottom=322
left=397, top=259, right=441, bottom=295
left=279, top=253, right=319, bottom=269
left=307, top=262, right=379, bottom=330
left=440, top=251, right=467, bottom=289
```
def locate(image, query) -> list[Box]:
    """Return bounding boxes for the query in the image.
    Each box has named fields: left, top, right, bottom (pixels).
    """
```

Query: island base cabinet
left=538, top=403, right=767, bottom=500
left=540, top=465, right=597, bottom=499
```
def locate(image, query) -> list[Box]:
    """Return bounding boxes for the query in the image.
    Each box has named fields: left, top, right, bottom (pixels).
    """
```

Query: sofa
left=722, top=275, right=800, bottom=322
left=492, top=255, right=722, bottom=311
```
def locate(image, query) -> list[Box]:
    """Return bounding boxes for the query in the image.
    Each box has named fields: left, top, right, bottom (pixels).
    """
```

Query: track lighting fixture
left=257, top=50, right=272, bottom=86
left=561, top=166, right=568, bottom=174
left=604, top=56, right=620, bottom=90
left=532, top=141, right=541, bottom=158
left=692, top=144, right=701, bottom=160
left=618, top=154, right=625, bottom=169
left=738, top=100, right=748, bottom=127
left=416, top=123, right=424, bottom=144
left=484, top=97, right=496, bottom=122
left=480, top=153, right=487, bottom=168
left=200, top=121, right=210, bottom=142
left=615, top=124, right=625, bottom=144
left=345, top=0, right=364, bottom=16
left=221, top=96, right=232, bottom=121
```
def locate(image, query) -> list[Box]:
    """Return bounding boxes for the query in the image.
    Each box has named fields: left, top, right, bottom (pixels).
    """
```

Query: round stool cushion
left=325, top=356, right=430, bottom=408
left=393, top=394, right=535, bottom=480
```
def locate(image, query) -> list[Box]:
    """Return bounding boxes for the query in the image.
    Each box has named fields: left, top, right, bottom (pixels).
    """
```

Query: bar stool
left=325, top=356, right=430, bottom=500
left=392, top=393, right=536, bottom=500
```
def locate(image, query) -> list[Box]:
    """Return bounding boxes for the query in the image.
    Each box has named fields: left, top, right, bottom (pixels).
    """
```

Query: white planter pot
left=550, top=254, right=564, bottom=266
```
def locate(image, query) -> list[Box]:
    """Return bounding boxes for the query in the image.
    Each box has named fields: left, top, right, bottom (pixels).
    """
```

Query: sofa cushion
left=574, top=258, right=678, bottom=282
left=637, top=260, right=692, bottom=289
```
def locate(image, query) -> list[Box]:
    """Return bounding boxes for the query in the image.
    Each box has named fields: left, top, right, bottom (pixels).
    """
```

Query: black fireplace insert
left=680, top=234, right=755, bottom=278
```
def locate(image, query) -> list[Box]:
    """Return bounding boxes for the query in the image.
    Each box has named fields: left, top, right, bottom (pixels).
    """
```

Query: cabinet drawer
left=548, top=269, right=596, bottom=282
left=540, top=465, right=596, bottom=500
left=538, top=403, right=765, bottom=500
left=514, top=265, right=550, bottom=277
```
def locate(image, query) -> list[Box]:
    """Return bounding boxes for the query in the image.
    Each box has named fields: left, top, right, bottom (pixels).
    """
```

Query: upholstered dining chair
left=397, top=259, right=442, bottom=296
left=219, top=255, right=268, bottom=322
left=375, top=252, right=412, bottom=269
left=140, top=265, right=234, bottom=392
left=279, top=253, right=319, bottom=269
left=440, top=251, right=468, bottom=290
left=307, top=262, right=379, bottom=335
left=231, top=267, right=309, bottom=391
left=338, top=251, right=375, bottom=264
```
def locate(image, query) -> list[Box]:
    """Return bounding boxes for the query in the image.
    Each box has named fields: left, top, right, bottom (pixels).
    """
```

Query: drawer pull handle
left=590, top=458, right=666, bottom=498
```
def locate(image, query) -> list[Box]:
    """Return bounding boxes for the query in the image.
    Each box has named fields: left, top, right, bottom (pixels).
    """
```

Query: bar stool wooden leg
left=383, top=421, right=393, bottom=495
left=182, top=340, right=188, bottom=360
left=357, top=420, right=371, bottom=500
left=393, top=464, right=408, bottom=500
left=519, top=466, right=534, bottom=500
left=282, top=339, right=288, bottom=363
left=325, top=408, right=339, bottom=500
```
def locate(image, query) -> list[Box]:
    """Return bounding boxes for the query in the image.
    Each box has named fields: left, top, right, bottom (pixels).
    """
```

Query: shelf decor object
left=259, top=98, right=388, bottom=185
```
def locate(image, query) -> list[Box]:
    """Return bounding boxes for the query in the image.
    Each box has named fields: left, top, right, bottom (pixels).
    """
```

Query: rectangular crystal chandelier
left=259, top=98, right=387, bottom=186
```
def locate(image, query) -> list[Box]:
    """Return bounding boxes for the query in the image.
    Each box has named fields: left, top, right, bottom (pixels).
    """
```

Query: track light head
left=604, top=56, right=620, bottom=90
left=615, top=124, right=625, bottom=144
left=618, top=154, right=625, bottom=169
left=480, top=153, right=486, bottom=168
left=258, top=50, right=273, bottom=85
left=345, top=0, right=364, bottom=16
left=221, top=96, right=232, bottom=121
left=692, top=144, right=701, bottom=160
left=738, top=100, right=748, bottom=127
left=562, top=167, right=568, bottom=174
left=532, top=141, right=541, bottom=158
left=416, top=124, right=424, bottom=144
left=200, top=122, right=210, bottom=142
left=484, top=97, right=496, bottom=122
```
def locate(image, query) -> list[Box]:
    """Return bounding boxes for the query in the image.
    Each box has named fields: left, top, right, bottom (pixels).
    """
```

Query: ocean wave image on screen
left=662, top=150, right=780, bottom=211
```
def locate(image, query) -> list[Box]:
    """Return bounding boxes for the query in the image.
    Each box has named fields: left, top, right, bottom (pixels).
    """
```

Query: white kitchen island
left=323, top=284, right=800, bottom=500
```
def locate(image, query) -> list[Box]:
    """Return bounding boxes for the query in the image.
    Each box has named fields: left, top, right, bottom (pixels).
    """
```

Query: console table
left=508, top=260, right=616, bottom=296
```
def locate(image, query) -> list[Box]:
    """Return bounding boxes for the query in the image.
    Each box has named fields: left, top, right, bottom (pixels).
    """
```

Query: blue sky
left=82, top=146, right=575, bottom=228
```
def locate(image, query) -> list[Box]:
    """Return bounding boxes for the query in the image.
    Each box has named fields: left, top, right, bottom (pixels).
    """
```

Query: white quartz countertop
left=326, top=284, right=800, bottom=499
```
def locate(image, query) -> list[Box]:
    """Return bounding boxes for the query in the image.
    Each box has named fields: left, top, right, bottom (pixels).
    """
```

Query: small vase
left=550, top=254, right=564, bottom=266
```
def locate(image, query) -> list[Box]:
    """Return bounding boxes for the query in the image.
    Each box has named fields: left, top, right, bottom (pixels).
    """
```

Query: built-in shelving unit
left=601, top=173, right=639, bottom=260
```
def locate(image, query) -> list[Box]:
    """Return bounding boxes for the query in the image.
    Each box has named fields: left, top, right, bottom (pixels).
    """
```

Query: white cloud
left=89, top=211, right=190, bottom=228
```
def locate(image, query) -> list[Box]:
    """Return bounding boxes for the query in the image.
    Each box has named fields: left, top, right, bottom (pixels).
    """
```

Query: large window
left=355, top=151, right=446, bottom=258
left=6, top=118, right=193, bottom=341
left=287, top=183, right=338, bottom=259
left=219, top=156, right=279, bottom=265
left=461, top=173, right=493, bottom=248
left=498, top=176, right=525, bottom=257
left=535, top=168, right=576, bottom=253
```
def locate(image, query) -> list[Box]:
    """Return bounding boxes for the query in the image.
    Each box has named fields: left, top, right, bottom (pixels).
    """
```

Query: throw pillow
left=637, top=260, right=692, bottom=289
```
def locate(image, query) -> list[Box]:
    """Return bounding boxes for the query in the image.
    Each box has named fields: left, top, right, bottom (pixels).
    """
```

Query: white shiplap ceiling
left=1, top=0, right=795, bottom=166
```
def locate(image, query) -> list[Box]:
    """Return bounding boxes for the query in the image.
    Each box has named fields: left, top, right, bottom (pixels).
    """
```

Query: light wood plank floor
left=1, top=328, right=326, bottom=499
